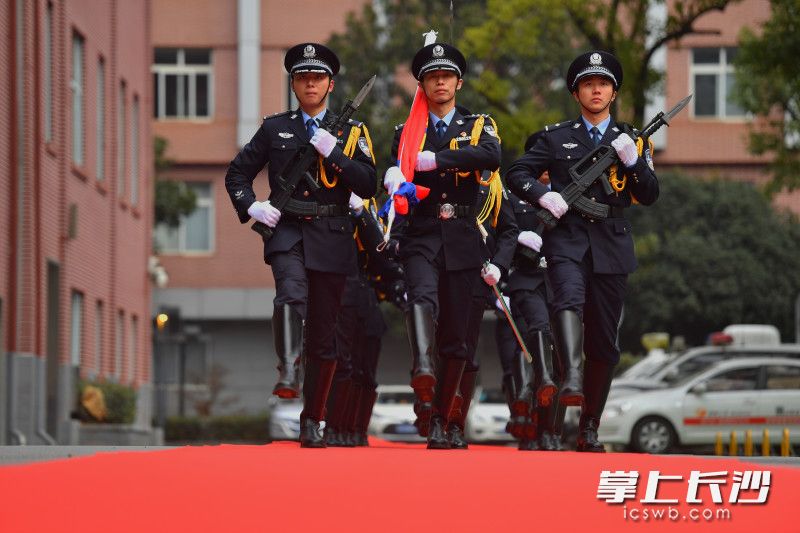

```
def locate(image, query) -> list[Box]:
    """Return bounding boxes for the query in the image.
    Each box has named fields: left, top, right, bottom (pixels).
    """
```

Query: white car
left=600, top=357, right=800, bottom=454
left=369, top=385, right=425, bottom=442
left=466, top=388, right=515, bottom=443
left=268, top=396, right=303, bottom=440
left=611, top=344, right=800, bottom=399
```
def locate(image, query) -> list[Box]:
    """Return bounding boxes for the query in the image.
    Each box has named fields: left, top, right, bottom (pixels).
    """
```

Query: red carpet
left=0, top=439, right=796, bottom=532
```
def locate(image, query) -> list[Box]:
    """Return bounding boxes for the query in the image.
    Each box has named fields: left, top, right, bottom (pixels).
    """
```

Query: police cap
left=524, top=130, right=546, bottom=152
left=411, top=43, right=467, bottom=80
left=566, top=51, right=622, bottom=92
left=284, top=43, right=340, bottom=77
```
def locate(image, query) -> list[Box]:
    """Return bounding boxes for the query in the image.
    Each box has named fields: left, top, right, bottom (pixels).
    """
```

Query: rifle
left=535, top=94, right=692, bottom=230
left=251, top=75, right=377, bottom=239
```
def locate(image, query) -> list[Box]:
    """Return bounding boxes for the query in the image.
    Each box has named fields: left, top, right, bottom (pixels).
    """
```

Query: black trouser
left=547, top=254, right=626, bottom=366
left=403, top=250, right=479, bottom=363
left=271, top=242, right=347, bottom=362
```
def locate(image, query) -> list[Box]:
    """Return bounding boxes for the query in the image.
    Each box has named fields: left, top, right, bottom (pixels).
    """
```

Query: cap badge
left=590, top=53, right=602, bottom=65
left=303, top=45, right=316, bottom=58
left=432, top=45, right=444, bottom=58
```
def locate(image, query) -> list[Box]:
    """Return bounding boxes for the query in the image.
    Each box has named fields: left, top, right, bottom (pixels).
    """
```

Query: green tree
left=621, top=171, right=800, bottom=351
left=734, top=0, right=800, bottom=194
left=153, top=136, right=196, bottom=228
left=328, top=0, right=738, bottom=165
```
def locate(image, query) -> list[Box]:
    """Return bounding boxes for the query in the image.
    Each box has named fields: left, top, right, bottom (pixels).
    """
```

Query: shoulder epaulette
left=463, top=113, right=491, bottom=120
left=347, top=118, right=364, bottom=128
left=262, top=110, right=292, bottom=121
left=394, top=122, right=405, bottom=131
left=543, top=120, right=572, bottom=132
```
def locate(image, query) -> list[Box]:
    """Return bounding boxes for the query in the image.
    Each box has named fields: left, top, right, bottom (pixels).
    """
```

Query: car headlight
left=603, top=401, right=633, bottom=419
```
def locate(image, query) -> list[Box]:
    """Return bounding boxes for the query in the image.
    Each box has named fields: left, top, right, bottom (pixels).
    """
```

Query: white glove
left=247, top=200, right=281, bottom=228
left=481, top=263, right=501, bottom=286
left=517, top=231, right=542, bottom=252
left=415, top=151, right=437, bottom=172
left=310, top=129, right=337, bottom=158
left=348, top=192, right=364, bottom=214
left=611, top=133, right=638, bottom=168
left=383, top=166, right=405, bottom=194
left=538, top=191, right=568, bottom=219
left=495, top=295, right=510, bottom=312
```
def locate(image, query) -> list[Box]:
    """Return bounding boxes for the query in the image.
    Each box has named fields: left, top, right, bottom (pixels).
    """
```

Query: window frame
left=690, top=47, right=746, bottom=121
left=151, top=48, right=214, bottom=120
left=70, top=31, right=85, bottom=165
left=153, top=181, right=215, bottom=254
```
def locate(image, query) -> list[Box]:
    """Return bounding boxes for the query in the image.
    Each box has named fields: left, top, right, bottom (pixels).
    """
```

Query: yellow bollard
left=781, top=428, right=790, bottom=457
left=744, top=430, right=753, bottom=456
left=715, top=432, right=724, bottom=456
left=762, top=429, right=770, bottom=457
left=729, top=431, right=738, bottom=456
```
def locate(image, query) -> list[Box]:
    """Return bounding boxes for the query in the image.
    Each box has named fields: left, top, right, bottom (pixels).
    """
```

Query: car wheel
left=631, top=417, right=676, bottom=454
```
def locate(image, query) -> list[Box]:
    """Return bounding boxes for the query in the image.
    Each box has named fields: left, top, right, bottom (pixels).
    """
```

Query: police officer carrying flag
left=224, top=43, right=376, bottom=448
left=384, top=42, right=502, bottom=449
left=506, top=51, right=659, bottom=452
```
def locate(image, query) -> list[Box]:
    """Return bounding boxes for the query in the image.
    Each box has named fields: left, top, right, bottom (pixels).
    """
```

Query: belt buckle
left=439, top=203, right=455, bottom=220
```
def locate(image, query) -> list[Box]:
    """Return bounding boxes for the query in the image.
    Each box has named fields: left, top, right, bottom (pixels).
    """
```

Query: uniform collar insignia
left=562, top=143, right=578, bottom=149
left=278, top=132, right=294, bottom=138
left=612, top=126, right=619, bottom=132
left=290, top=113, right=297, bottom=120
left=573, top=122, right=581, bottom=129
left=456, top=119, right=464, bottom=125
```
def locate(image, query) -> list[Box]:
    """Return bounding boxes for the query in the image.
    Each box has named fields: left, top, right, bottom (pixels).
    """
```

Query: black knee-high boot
left=447, top=370, right=478, bottom=450
left=552, top=310, right=584, bottom=407
left=428, top=359, right=465, bottom=450
left=272, top=305, right=303, bottom=398
left=299, top=359, right=337, bottom=448
left=576, top=359, right=616, bottom=452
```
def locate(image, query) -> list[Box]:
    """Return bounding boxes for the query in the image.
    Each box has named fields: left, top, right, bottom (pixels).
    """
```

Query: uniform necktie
left=590, top=126, right=601, bottom=146
left=306, top=118, right=317, bottom=139
left=436, top=119, right=447, bottom=138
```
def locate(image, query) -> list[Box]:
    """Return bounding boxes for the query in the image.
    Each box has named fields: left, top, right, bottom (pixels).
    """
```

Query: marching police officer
left=224, top=43, right=377, bottom=448
left=384, top=42, right=502, bottom=449
left=506, top=51, right=659, bottom=452
left=446, top=182, right=519, bottom=449
left=325, top=197, right=403, bottom=447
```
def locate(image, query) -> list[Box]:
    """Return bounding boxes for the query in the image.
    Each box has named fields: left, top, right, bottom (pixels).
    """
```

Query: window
left=691, top=47, right=744, bottom=119
left=71, top=32, right=85, bottom=165
left=152, top=48, right=212, bottom=119
left=130, top=95, right=139, bottom=205
left=96, top=58, right=106, bottom=180
left=115, top=310, right=124, bottom=379
left=94, top=300, right=104, bottom=376
left=129, top=315, right=138, bottom=383
left=154, top=182, right=214, bottom=253
left=117, top=81, right=126, bottom=197
left=703, top=367, right=759, bottom=392
left=70, top=291, right=84, bottom=367
left=44, top=2, right=53, bottom=142
left=766, top=365, right=800, bottom=390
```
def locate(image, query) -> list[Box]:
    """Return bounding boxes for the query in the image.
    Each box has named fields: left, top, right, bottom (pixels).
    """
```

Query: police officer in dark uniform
left=325, top=196, right=402, bottom=447
left=446, top=182, right=518, bottom=449
left=507, top=51, right=659, bottom=452
left=224, top=43, right=376, bottom=448
left=384, top=43, right=502, bottom=449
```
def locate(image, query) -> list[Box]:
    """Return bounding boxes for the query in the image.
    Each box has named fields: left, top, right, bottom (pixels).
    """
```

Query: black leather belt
left=284, top=199, right=350, bottom=217
left=571, top=204, right=625, bottom=222
left=415, top=203, right=476, bottom=220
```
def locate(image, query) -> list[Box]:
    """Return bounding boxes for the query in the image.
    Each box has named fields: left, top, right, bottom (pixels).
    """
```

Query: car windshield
left=662, top=353, right=725, bottom=385
left=377, top=391, right=416, bottom=404
left=479, top=389, right=505, bottom=403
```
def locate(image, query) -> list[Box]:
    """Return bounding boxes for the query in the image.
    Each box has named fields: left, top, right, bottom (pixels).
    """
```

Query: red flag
left=396, top=87, right=429, bottom=182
